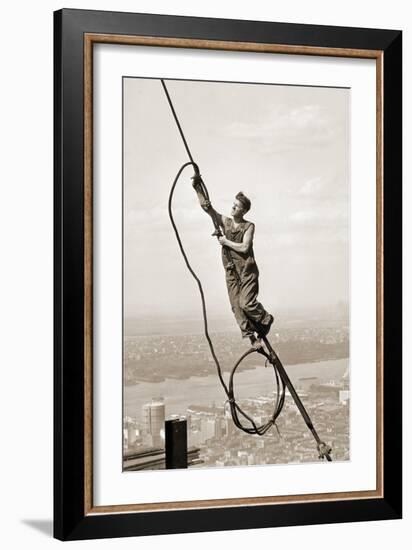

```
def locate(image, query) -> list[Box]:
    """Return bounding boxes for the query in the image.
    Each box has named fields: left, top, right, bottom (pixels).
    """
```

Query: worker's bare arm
left=192, top=177, right=226, bottom=226
left=218, top=224, right=254, bottom=253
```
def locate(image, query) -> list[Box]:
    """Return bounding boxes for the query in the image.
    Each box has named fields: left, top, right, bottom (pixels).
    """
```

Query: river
left=124, top=358, right=348, bottom=421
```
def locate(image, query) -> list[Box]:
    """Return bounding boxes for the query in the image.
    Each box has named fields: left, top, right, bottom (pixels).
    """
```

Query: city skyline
left=124, top=300, right=349, bottom=337
left=123, top=363, right=349, bottom=469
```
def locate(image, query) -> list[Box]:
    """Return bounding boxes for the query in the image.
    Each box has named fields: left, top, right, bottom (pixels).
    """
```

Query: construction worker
left=192, top=174, right=273, bottom=349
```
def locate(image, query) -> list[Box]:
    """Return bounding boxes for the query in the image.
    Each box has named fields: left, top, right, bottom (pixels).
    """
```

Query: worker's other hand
left=218, top=236, right=227, bottom=246
left=200, top=199, right=211, bottom=211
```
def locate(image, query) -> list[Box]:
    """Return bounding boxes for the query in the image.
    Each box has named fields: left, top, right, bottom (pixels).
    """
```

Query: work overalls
left=222, top=218, right=272, bottom=338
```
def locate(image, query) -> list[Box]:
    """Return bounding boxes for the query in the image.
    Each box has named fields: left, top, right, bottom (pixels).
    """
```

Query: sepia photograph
left=51, top=7, right=401, bottom=542
left=122, top=77, right=350, bottom=472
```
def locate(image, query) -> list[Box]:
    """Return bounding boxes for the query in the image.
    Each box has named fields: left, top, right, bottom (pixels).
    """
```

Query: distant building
left=310, top=383, right=341, bottom=399
left=238, top=451, right=248, bottom=466
left=341, top=366, right=350, bottom=389
left=215, top=418, right=224, bottom=439
left=187, top=404, right=225, bottom=415
left=189, top=429, right=202, bottom=448
left=339, top=390, right=350, bottom=404
left=127, top=425, right=137, bottom=447
left=142, top=398, right=165, bottom=447
left=201, top=418, right=216, bottom=443
left=298, top=377, right=319, bottom=391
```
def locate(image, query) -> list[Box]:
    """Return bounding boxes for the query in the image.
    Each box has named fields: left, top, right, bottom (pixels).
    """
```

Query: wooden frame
left=54, top=8, right=402, bottom=540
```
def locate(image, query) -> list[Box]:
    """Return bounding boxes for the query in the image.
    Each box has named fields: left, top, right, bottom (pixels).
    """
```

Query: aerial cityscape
left=122, top=79, right=350, bottom=471
left=123, top=315, right=350, bottom=470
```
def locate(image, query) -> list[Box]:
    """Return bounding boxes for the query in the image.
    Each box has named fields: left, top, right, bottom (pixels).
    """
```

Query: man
left=192, top=174, right=273, bottom=349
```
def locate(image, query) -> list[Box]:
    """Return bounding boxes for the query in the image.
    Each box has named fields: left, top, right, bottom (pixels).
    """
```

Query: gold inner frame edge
left=83, top=33, right=384, bottom=515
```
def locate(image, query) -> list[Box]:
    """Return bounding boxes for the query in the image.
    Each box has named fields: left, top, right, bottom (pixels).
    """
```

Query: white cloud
left=290, top=206, right=347, bottom=225
left=222, top=103, right=343, bottom=151
left=125, top=205, right=203, bottom=228
left=300, top=176, right=325, bottom=196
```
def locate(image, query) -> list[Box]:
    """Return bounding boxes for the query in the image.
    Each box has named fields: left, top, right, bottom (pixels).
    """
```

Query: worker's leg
left=225, top=272, right=255, bottom=338
left=239, top=269, right=273, bottom=334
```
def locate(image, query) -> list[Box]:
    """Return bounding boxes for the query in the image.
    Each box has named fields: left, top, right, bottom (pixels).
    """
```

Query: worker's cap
left=236, top=192, right=251, bottom=213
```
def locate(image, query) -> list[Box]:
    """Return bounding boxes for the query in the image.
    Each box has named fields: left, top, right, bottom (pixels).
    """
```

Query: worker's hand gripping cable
left=191, top=172, right=222, bottom=238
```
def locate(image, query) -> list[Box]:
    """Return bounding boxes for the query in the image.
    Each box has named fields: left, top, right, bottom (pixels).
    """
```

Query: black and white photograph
left=122, top=77, right=350, bottom=471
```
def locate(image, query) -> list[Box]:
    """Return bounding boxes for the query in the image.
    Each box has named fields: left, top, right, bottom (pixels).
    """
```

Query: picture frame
left=54, top=8, right=402, bottom=541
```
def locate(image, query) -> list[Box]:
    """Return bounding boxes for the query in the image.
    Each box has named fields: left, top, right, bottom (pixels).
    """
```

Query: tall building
left=201, top=417, right=216, bottom=443
left=127, top=425, right=137, bottom=448
left=215, top=417, right=224, bottom=439
left=142, top=398, right=165, bottom=447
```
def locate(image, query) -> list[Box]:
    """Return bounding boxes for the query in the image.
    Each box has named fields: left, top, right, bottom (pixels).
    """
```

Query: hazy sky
left=123, top=77, right=349, bottom=320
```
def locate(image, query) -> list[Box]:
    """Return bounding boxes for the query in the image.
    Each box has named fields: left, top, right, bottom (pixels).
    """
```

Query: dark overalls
left=222, top=218, right=272, bottom=338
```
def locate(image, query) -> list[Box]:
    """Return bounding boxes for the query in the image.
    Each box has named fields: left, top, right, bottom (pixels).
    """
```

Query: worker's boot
left=258, top=314, right=274, bottom=338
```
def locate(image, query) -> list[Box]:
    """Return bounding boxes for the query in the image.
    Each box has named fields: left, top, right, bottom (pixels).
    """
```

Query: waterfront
left=124, top=357, right=348, bottom=421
